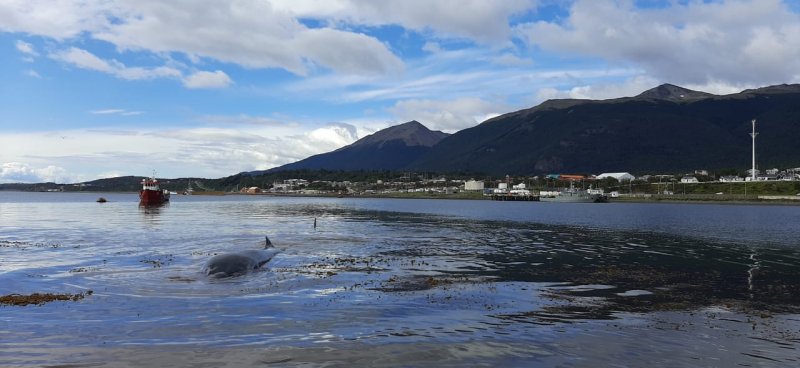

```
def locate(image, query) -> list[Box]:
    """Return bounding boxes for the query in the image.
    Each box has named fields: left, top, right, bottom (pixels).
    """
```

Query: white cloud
left=0, top=0, right=112, bottom=39
left=24, top=69, right=42, bottom=78
left=2, top=1, right=406, bottom=77
left=492, top=53, right=533, bottom=67
left=89, top=109, right=144, bottom=116
left=0, top=162, right=70, bottom=183
left=199, top=114, right=286, bottom=126
left=52, top=47, right=114, bottom=73
left=90, top=109, right=125, bottom=114
left=0, top=118, right=369, bottom=179
left=518, top=0, right=800, bottom=88
left=422, top=42, right=442, bottom=53
left=50, top=47, right=238, bottom=89
left=389, top=97, right=506, bottom=132
left=15, top=40, right=38, bottom=59
left=534, top=75, right=661, bottom=101
left=183, top=70, right=233, bottom=89
left=275, top=0, right=537, bottom=43
left=288, top=44, right=641, bottom=105
left=93, top=1, right=403, bottom=76
left=307, top=123, right=359, bottom=148
left=50, top=47, right=182, bottom=81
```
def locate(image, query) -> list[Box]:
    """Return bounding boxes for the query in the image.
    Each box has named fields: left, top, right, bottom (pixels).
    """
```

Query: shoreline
left=4, top=189, right=800, bottom=205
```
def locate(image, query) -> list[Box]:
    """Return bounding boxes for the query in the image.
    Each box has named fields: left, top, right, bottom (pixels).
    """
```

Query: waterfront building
left=719, top=176, right=743, bottom=183
left=596, top=172, right=635, bottom=182
left=464, top=180, right=484, bottom=191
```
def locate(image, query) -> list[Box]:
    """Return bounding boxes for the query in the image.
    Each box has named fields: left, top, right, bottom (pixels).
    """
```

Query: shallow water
left=2, top=192, right=800, bottom=367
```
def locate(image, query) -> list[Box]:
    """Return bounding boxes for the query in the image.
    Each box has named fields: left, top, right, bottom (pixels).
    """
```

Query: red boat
left=139, top=175, right=170, bottom=205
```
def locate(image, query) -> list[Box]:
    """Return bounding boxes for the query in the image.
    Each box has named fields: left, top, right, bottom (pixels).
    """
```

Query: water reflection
left=138, top=202, right=168, bottom=224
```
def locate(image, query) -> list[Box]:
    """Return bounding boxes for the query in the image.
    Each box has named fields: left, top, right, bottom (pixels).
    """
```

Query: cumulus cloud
left=0, top=0, right=112, bottom=39
left=268, top=123, right=360, bottom=164
left=2, top=1, right=406, bottom=77
left=0, top=118, right=366, bottom=180
left=50, top=47, right=182, bottom=81
left=275, top=0, right=536, bottom=43
left=0, top=162, right=70, bottom=183
left=518, top=0, right=800, bottom=88
left=49, top=47, right=236, bottom=89
left=15, top=40, right=38, bottom=61
left=308, top=123, right=359, bottom=148
left=183, top=70, right=233, bottom=89
left=389, top=97, right=505, bottom=132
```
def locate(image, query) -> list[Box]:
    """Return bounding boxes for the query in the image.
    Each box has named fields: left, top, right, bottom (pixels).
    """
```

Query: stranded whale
left=203, top=236, right=279, bottom=278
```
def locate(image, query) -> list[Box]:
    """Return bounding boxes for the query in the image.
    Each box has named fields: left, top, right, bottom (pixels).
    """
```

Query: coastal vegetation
left=3, top=170, right=800, bottom=203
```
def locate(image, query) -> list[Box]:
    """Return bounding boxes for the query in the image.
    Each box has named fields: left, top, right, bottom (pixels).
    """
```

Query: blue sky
left=2, top=0, right=800, bottom=182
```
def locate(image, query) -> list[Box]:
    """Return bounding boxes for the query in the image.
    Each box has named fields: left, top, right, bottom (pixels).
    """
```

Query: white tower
left=749, top=119, right=758, bottom=181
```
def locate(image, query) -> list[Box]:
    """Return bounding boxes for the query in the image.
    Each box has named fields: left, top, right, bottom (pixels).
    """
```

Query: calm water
left=2, top=192, right=800, bottom=367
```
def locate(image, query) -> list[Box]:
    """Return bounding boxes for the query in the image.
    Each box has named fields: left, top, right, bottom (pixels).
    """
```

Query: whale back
left=203, top=249, right=278, bottom=278
left=238, top=249, right=279, bottom=268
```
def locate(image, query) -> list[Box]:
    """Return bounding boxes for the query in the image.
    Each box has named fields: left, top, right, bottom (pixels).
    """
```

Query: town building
left=464, top=180, right=484, bottom=191
left=719, top=176, right=743, bottom=182
left=680, top=176, right=699, bottom=183
left=596, top=172, right=635, bottom=181
left=242, top=186, right=261, bottom=194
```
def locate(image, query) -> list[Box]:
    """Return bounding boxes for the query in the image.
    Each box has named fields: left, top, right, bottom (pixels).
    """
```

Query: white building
left=719, top=176, right=743, bottom=182
left=596, top=172, right=635, bottom=182
left=681, top=176, right=699, bottom=183
left=464, top=180, right=484, bottom=191
left=494, top=183, right=509, bottom=194
left=271, top=182, right=292, bottom=191
left=512, top=183, right=526, bottom=190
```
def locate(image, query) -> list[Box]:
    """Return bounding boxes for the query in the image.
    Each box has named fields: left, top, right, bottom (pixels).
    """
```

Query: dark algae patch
left=0, top=291, right=92, bottom=306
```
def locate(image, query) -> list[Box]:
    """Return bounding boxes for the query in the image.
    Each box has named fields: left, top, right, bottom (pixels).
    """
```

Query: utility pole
left=750, top=119, right=758, bottom=181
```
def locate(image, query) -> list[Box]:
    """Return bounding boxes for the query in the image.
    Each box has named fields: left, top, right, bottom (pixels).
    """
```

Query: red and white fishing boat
left=139, top=175, right=170, bottom=205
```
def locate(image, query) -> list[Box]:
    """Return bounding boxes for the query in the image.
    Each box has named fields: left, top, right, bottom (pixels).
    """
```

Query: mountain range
left=268, top=120, right=449, bottom=172
left=270, top=83, right=800, bottom=175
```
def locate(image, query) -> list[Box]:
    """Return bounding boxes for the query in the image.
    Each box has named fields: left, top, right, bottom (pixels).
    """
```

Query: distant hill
left=0, top=176, right=208, bottom=192
left=408, top=83, right=800, bottom=175
left=268, top=120, right=449, bottom=172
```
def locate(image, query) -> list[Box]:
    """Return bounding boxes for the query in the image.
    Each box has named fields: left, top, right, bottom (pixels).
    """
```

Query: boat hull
left=139, top=189, right=170, bottom=205
left=540, top=193, right=608, bottom=203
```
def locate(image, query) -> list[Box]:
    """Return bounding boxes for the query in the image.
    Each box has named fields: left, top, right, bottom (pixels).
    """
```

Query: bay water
left=2, top=192, right=800, bottom=367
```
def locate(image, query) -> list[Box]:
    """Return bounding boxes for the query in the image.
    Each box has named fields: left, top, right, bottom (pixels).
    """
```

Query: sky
left=2, top=0, right=800, bottom=183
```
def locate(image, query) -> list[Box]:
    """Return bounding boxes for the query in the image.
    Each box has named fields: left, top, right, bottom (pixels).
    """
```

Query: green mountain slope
left=409, top=84, right=800, bottom=175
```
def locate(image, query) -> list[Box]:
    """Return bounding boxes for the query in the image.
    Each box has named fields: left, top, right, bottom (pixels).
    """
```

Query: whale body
left=203, top=237, right=279, bottom=278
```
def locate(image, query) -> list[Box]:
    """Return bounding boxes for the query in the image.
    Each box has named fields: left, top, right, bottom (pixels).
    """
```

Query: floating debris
left=96, top=197, right=107, bottom=203
left=0, top=291, right=92, bottom=306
